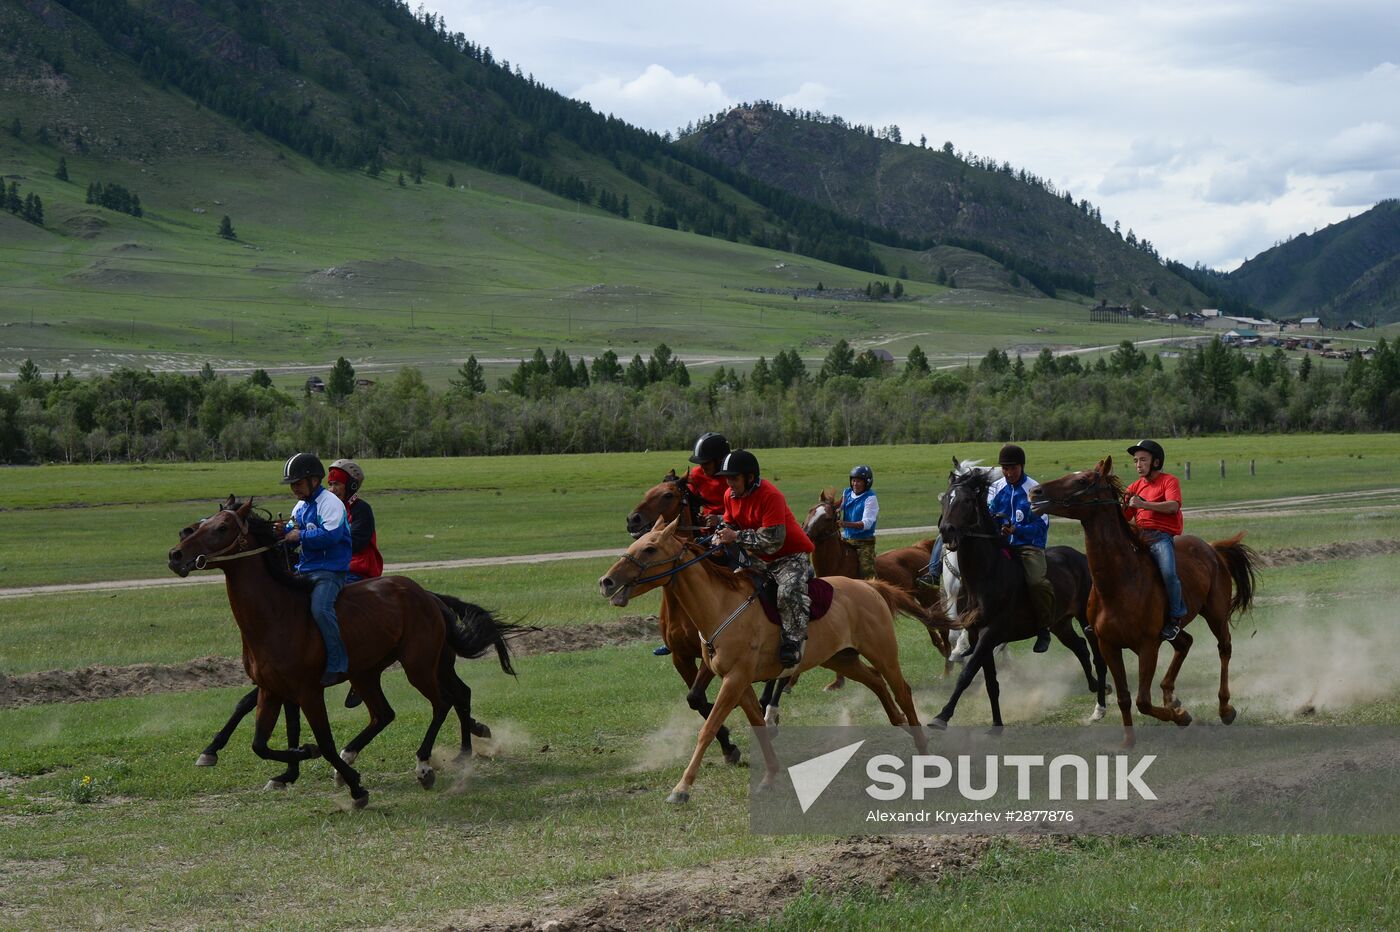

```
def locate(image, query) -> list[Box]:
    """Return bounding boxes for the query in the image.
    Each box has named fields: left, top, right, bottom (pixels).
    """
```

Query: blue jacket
left=291, top=486, right=352, bottom=573
left=987, top=475, right=1049, bottom=549
left=840, top=487, right=878, bottom=540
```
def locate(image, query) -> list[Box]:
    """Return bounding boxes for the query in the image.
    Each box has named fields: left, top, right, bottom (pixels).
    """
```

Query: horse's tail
left=432, top=592, right=534, bottom=677
left=1212, top=533, right=1259, bottom=616
left=866, top=578, right=960, bottom=631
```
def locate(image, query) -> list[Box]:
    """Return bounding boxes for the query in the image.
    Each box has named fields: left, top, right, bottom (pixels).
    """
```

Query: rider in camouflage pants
left=770, top=552, right=814, bottom=647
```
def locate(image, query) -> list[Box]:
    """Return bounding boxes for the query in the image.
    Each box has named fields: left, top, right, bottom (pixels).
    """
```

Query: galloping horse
left=599, top=516, right=941, bottom=803
left=932, top=459, right=1106, bottom=729
left=626, top=470, right=743, bottom=764
left=1031, top=457, right=1258, bottom=745
left=804, top=489, right=952, bottom=688
left=169, top=497, right=522, bottom=805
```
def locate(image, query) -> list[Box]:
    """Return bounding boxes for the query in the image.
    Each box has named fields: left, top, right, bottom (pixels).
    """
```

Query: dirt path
left=4, top=487, right=1397, bottom=600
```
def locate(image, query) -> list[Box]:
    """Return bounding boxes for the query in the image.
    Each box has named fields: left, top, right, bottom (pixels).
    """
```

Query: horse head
left=1029, top=456, right=1119, bottom=520
left=169, top=496, right=256, bottom=577
left=804, top=488, right=841, bottom=540
left=599, top=515, right=687, bottom=606
left=626, top=470, right=690, bottom=538
left=937, top=458, right=1000, bottom=552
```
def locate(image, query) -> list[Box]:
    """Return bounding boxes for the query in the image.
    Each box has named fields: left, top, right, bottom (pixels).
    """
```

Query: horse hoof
left=1221, top=707, right=1237, bottom=725
left=301, top=743, right=321, bottom=759
left=928, top=718, right=949, bottom=732
left=264, top=779, right=287, bottom=792
left=823, top=679, right=845, bottom=692
left=985, top=725, right=1004, bottom=737
left=1176, top=710, right=1193, bottom=727
left=352, top=790, right=369, bottom=810
left=665, top=790, right=690, bottom=805
left=723, top=745, right=742, bottom=766
left=416, top=762, right=436, bottom=789
left=470, top=721, right=492, bottom=739
left=753, top=781, right=774, bottom=797
left=763, top=706, right=781, bottom=728
left=195, top=753, right=218, bottom=768
left=1090, top=704, right=1107, bottom=723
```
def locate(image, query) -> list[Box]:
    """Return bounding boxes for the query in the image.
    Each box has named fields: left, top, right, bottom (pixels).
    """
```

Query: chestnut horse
left=803, top=489, right=953, bottom=689
left=169, top=498, right=523, bottom=806
left=600, top=516, right=941, bottom=803
left=625, top=470, right=744, bottom=763
left=1030, top=457, right=1258, bottom=746
left=933, top=460, right=1106, bottom=729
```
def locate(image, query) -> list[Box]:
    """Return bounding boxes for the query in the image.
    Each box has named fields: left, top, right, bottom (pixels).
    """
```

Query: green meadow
left=2, top=436, right=1399, bottom=928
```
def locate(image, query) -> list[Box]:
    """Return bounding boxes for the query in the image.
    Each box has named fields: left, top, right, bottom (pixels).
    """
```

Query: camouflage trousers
left=770, top=552, right=813, bottom=643
left=846, top=538, right=877, bottom=579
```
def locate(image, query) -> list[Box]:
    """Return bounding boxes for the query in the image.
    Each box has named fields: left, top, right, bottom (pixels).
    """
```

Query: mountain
left=1222, top=199, right=1400, bottom=325
left=680, top=103, right=1208, bottom=309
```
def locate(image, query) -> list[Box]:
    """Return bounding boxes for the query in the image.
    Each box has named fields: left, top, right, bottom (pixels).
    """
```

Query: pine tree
left=248, top=369, right=273, bottom=388
left=590, top=349, right=623, bottom=384
left=327, top=356, right=356, bottom=400
left=55, top=157, right=68, bottom=182
left=450, top=355, right=487, bottom=395
left=17, top=358, right=42, bottom=386
left=6, top=181, right=20, bottom=214
left=397, top=173, right=406, bottom=187
left=218, top=215, right=236, bottom=240
left=893, top=280, right=904, bottom=299
left=573, top=358, right=590, bottom=388
left=86, top=182, right=96, bottom=204
left=1299, top=354, right=1313, bottom=383
left=624, top=354, right=649, bottom=389
left=904, top=345, right=931, bottom=378
left=445, top=172, right=456, bottom=188
left=818, top=340, right=855, bottom=382
left=750, top=355, right=773, bottom=390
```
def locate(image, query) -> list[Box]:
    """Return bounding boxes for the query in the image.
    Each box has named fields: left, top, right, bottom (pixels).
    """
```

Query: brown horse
left=625, top=470, right=744, bottom=763
left=1030, top=457, right=1258, bottom=746
left=599, top=516, right=941, bottom=803
left=168, top=497, right=522, bottom=805
left=803, top=489, right=952, bottom=689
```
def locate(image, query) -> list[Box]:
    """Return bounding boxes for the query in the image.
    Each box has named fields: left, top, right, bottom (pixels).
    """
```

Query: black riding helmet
left=281, top=452, right=325, bottom=485
left=715, top=449, right=761, bottom=493
left=850, top=464, right=873, bottom=487
left=998, top=443, right=1026, bottom=467
left=689, top=431, right=731, bottom=465
left=1127, top=439, right=1166, bottom=470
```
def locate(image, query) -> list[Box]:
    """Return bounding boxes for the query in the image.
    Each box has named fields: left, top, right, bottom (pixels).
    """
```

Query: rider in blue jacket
left=276, top=452, right=353, bottom=685
left=988, top=444, right=1055, bottom=652
left=839, top=465, right=879, bottom=578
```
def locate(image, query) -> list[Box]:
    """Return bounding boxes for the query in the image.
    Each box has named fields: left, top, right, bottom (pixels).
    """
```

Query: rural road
left=4, top=487, right=1396, bottom=600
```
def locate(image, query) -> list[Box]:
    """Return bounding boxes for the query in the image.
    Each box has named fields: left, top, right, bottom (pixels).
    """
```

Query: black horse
left=931, top=458, right=1107, bottom=730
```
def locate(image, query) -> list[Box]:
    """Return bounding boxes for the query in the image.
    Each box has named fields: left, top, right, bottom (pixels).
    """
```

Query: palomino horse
left=933, top=459, right=1106, bottom=729
left=625, top=469, right=743, bottom=764
left=169, top=498, right=522, bottom=805
left=803, top=489, right=952, bottom=689
left=599, top=516, right=940, bottom=804
left=1030, top=457, right=1258, bottom=746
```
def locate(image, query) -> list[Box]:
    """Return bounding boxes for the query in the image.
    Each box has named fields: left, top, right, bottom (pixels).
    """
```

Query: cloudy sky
left=428, top=1, right=1400, bottom=270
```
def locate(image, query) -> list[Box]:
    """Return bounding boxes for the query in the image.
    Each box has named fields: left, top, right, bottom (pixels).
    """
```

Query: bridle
left=805, top=501, right=841, bottom=543
left=1033, top=472, right=1124, bottom=509
left=939, top=476, right=1004, bottom=542
left=190, top=510, right=273, bottom=569
left=614, top=541, right=724, bottom=587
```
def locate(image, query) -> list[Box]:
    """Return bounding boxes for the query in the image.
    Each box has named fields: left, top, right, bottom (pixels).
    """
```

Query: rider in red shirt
left=713, top=449, right=814, bottom=667
left=1122, top=439, right=1188, bottom=640
left=685, top=431, right=731, bottom=523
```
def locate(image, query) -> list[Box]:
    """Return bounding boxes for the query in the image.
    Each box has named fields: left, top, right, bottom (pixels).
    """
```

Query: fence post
left=1220, top=459, right=1226, bottom=479
left=1185, top=461, right=1191, bottom=480
left=1250, top=458, right=1256, bottom=477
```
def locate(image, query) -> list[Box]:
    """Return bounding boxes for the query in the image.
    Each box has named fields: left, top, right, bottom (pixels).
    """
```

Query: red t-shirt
left=723, top=479, right=814, bottom=562
left=686, top=465, right=728, bottom=516
left=1124, top=472, right=1184, bottom=535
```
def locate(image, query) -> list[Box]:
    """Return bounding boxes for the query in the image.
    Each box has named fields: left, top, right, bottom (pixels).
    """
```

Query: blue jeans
left=306, top=570, right=349, bottom=675
left=1142, top=530, right=1188, bottom=620
left=927, top=536, right=944, bottom=579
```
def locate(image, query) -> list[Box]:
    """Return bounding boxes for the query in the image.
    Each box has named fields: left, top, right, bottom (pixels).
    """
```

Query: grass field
left=2, top=439, right=1399, bottom=929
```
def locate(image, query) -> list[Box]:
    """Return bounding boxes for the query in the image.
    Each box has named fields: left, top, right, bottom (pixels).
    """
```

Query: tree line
left=3, top=338, right=1397, bottom=464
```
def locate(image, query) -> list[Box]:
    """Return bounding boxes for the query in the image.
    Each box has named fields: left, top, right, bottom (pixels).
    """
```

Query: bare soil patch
left=0, top=617, right=660, bottom=710
left=1252, top=537, right=1400, bottom=567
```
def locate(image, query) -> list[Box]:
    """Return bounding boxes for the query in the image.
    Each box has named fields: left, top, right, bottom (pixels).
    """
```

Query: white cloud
left=572, top=64, right=730, bottom=133
left=1308, top=122, right=1400, bottom=174
left=777, top=81, right=832, bottom=113
left=1204, top=160, right=1290, bottom=205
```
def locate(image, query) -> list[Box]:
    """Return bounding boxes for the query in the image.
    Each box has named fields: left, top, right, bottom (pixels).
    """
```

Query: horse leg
left=684, top=660, right=741, bottom=764
left=197, top=686, right=259, bottom=767
left=667, top=673, right=750, bottom=804
left=981, top=650, right=1003, bottom=730
left=299, top=692, right=368, bottom=807
left=442, top=667, right=490, bottom=762
left=858, top=638, right=929, bottom=753
left=757, top=678, right=789, bottom=728
left=734, top=686, right=780, bottom=790
left=1102, top=645, right=1136, bottom=748
left=250, top=692, right=320, bottom=791
left=403, top=656, right=453, bottom=790
left=1135, top=642, right=1191, bottom=727
left=1158, top=629, right=1194, bottom=712
left=931, top=631, right=999, bottom=729
left=824, top=654, right=901, bottom=722
left=333, top=675, right=395, bottom=787
left=1080, top=625, right=1109, bottom=722
left=1204, top=611, right=1237, bottom=724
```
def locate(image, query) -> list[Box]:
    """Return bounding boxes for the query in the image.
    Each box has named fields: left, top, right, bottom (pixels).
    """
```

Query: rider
left=713, top=449, right=815, bottom=668
left=1123, top=439, right=1187, bottom=641
left=839, top=465, right=879, bottom=579
left=328, top=459, right=383, bottom=583
left=276, top=452, right=353, bottom=686
left=655, top=431, right=733, bottom=658
left=988, top=443, right=1055, bottom=653
left=327, top=458, right=383, bottom=709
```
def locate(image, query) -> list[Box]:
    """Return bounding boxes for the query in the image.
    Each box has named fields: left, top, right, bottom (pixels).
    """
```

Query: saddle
left=750, top=569, right=834, bottom=627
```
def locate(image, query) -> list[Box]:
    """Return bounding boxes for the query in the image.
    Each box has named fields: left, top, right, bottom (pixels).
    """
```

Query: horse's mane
left=1098, top=470, right=1149, bottom=552
left=695, top=548, right=756, bottom=593
left=239, top=505, right=316, bottom=592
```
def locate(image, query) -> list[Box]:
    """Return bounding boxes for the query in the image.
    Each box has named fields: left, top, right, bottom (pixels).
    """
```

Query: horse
left=599, top=515, right=943, bottom=804
left=803, top=489, right=953, bottom=689
left=625, top=469, right=744, bottom=764
left=168, top=497, right=523, bottom=805
left=1030, top=457, right=1258, bottom=746
left=931, top=458, right=1107, bottom=730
